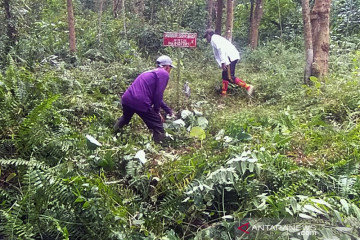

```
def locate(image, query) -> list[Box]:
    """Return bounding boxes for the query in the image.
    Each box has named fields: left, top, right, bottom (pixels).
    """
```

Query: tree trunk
left=113, top=0, right=121, bottom=18
left=139, top=0, right=144, bottom=17
left=225, top=0, right=234, bottom=41
left=215, top=0, right=223, bottom=35
left=121, top=0, right=127, bottom=38
left=207, top=0, right=214, bottom=29
left=133, top=0, right=144, bottom=17
left=249, top=0, right=264, bottom=49
left=3, top=0, right=17, bottom=54
left=97, top=0, right=104, bottom=47
left=249, top=0, right=254, bottom=40
left=66, top=0, right=76, bottom=54
left=310, top=0, right=331, bottom=78
left=302, top=0, right=313, bottom=84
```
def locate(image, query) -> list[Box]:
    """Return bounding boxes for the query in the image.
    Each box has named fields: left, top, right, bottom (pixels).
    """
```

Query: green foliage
left=332, top=0, right=360, bottom=40
left=0, top=2, right=360, bottom=239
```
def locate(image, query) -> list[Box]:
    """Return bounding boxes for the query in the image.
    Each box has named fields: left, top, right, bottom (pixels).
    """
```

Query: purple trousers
left=114, top=104, right=164, bottom=143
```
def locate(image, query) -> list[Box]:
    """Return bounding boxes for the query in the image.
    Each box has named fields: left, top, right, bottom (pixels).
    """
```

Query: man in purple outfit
left=114, top=55, right=175, bottom=143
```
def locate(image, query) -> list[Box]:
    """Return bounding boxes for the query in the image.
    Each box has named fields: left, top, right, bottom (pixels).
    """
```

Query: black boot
left=114, top=117, right=125, bottom=134
left=153, top=129, right=165, bottom=144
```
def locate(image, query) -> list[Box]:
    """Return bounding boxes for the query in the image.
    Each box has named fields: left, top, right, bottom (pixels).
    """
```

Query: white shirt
left=210, top=34, right=241, bottom=67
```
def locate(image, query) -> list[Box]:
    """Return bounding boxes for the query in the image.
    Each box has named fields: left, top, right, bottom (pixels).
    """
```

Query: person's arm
left=153, top=70, right=169, bottom=113
left=161, top=101, right=172, bottom=115
left=211, top=37, right=227, bottom=67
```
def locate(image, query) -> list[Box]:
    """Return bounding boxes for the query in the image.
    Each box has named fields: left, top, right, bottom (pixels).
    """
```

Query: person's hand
left=222, top=63, right=227, bottom=71
left=166, top=112, right=176, bottom=120
left=159, top=113, right=165, bottom=123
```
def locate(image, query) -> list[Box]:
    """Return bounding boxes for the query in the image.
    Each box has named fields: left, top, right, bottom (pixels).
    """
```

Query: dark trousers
left=222, top=59, right=238, bottom=82
left=115, top=104, right=164, bottom=143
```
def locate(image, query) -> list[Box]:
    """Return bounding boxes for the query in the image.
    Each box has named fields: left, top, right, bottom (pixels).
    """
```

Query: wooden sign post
left=163, top=32, right=197, bottom=107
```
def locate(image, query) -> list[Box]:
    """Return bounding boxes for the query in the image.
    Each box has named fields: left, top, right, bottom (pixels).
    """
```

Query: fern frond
left=15, top=95, right=59, bottom=155
left=19, top=94, right=59, bottom=131
left=0, top=207, right=36, bottom=240
left=0, top=158, right=47, bottom=169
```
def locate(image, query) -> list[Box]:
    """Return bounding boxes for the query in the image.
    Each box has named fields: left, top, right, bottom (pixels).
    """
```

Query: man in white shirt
left=204, top=29, right=253, bottom=96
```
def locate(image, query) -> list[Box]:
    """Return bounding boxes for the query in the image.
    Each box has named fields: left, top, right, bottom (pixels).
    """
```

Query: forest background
left=0, top=0, right=360, bottom=239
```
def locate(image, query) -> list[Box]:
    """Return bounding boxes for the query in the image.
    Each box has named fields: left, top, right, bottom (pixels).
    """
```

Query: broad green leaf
left=304, top=204, right=324, bottom=215
left=285, top=207, right=293, bottom=216
left=197, top=117, right=208, bottom=129
left=63, top=226, right=69, bottom=240
left=290, top=197, right=298, bottom=212
left=248, top=162, right=254, bottom=172
left=320, top=229, right=338, bottom=240
left=194, top=110, right=203, bottom=116
left=82, top=201, right=90, bottom=208
left=133, top=219, right=145, bottom=225
left=215, top=129, right=225, bottom=140
left=240, top=161, right=247, bottom=174
left=309, top=76, right=318, bottom=82
left=6, top=173, right=16, bottom=182
left=340, top=199, right=349, bottom=214
left=257, top=200, right=266, bottom=210
left=333, top=210, right=343, bottom=224
left=351, top=203, right=360, bottom=220
left=172, top=119, right=186, bottom=127
left=299, top=213, right=313, bottom=219
left=181, top=110, right=193, bottom=119
left=75, top=197, right=84, bottom=203
left=236, top=132, right=252, bottom=141
left=182, top=197, right=190, bottom=203
left=296, top=195, right=309, bottom=200
left=190, top=126, right=206, bottom=140
left=311, top=199, right=332, bottom=209
left=255, top=163, right=262, bottom=175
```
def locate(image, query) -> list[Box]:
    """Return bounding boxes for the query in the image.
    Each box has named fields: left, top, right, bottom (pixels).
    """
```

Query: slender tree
left=215, top=0, right=223, bottom=35
left=121, top=0, right=127, bottom=37
left=225, top=0, right=234, bottom=41
left=3, top=0, right=17, bottom=55
left=301, top=0, right=331, bottom=82
left=66, top=0, right=76, bottom=54
left=249, top=0, right=264, bottom=49
left=97, top=0, right=105, bottom=46
left=302, top=0, right=313, bottom=84
left=207, top=0, right=214, bottom=29
left=113, top=0, right=121, bottom=18
left=310, top=0, right=331, bottom=78
left=133, top=0, right=144, bottom=17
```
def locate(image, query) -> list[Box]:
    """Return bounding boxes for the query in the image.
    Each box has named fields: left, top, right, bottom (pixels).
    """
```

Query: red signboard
left=163, top=32, right=197, bottom=48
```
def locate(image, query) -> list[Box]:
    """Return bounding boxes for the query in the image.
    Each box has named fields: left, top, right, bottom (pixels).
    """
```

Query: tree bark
left=113, top=0, right=121, bottom=18
left=225, top=0, right=234, bottom=41
left=97, top=0, right=104, bottom=46
left=249, top=0, right=264, bottom=49
left=215, top=0, right=223, bottom=35
left=207, top=0, right=214, bottom=29
left=121, top=0, right=127, bottom=38
left=3, top=0, right=17, bottom=54
left=310, top=0, right=331, bottom=78
left=66, top=0, right=76, bottom=54
left=133, top=0, right=144, bottom=17
left=249, top=0, right=254, bottom=38
left=302, top=0, right=313, bottom=84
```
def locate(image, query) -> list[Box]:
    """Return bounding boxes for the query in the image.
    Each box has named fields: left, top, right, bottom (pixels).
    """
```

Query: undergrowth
left=0, top=43, right=360, bottom=239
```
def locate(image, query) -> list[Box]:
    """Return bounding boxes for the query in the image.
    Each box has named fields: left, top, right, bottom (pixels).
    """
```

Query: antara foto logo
left=238, top=222, right=250, bottom=234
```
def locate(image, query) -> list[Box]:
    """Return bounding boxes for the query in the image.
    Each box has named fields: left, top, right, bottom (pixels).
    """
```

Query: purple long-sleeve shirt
left=121, top=68, right=172, bottom=114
